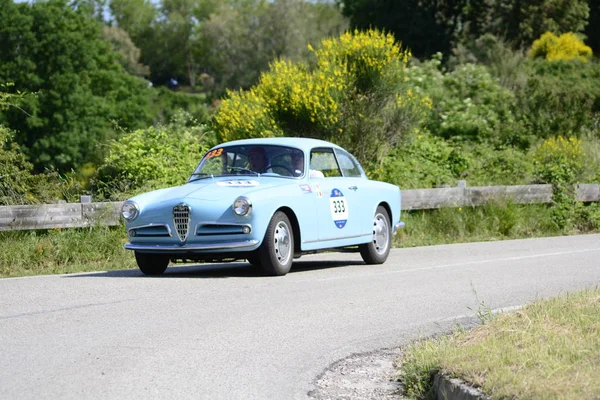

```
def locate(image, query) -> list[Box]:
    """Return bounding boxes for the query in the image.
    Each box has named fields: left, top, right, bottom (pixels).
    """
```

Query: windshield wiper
left=188, top=172, right=213, bottom=182
left=228, top=166, right=259, bottom=176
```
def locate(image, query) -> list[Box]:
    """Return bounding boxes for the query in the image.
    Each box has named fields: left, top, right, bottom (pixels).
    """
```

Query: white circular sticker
left=329, top=188, right=348, bottom=229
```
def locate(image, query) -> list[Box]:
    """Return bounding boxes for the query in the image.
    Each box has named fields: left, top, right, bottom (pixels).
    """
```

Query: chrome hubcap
left=274, top=221, right=292, bottom=265
left=372, top=213, right=389, bottom=255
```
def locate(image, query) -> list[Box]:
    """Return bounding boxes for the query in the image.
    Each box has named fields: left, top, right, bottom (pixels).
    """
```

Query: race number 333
left=329, top=188, right=349, bottom=228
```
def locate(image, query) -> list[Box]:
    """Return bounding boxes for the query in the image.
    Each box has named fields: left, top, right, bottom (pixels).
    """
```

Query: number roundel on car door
left=329, top=188, right=348, bottom=229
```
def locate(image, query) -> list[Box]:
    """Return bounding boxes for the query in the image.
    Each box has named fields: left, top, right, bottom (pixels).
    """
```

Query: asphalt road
left=1, top=234, right=599, bottom=400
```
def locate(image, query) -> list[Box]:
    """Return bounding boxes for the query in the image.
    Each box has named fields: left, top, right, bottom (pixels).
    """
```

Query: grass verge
left=397, top=288, right=600, bottom=400
left=395, top=203, right=564, bottom=248
left=0, top=226, right=135, bottom=278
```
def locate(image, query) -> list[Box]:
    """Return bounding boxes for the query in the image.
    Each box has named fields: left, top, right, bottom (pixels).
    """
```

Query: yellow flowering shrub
left=314, top=29, right=409, bottom=91
left=534, top=136, right=582, bottom=170
left=257, top=59, right=344, bottom=133
left=213, top=88, right=283, bottom=142
left=214, top=29, right=430, bottom=170
left=530, top=32, right=592, bottom=62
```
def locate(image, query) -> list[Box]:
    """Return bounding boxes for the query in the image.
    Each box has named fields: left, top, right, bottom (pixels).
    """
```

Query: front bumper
left=124, top=240, right=259, bottom=252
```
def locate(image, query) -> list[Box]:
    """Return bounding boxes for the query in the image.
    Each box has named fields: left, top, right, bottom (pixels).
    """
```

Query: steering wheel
left=264, top=164, right=295, bottom=176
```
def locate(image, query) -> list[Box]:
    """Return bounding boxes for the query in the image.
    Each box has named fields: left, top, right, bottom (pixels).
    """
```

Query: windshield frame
left=188, top=144, right=307, bottom=182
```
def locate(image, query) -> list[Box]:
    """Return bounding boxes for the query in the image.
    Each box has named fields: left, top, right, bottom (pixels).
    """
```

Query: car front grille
left=173, top=203, right=191, bottom=242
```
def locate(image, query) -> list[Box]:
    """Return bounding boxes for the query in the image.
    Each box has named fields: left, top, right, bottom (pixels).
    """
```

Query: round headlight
left=121, top=201, right=139, bottom=221
left=233, top=196, right=252, bottom=216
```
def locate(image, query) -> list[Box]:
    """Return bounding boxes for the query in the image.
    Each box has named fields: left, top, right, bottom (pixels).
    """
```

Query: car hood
left=131, top=177, right=291, bottom=206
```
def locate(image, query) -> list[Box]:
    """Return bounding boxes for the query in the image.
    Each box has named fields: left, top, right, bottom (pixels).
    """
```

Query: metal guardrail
left=1, top=184, right=599, bottom=231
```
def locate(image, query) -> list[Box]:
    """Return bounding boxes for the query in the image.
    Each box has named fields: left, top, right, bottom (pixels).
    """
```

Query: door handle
left=348, top=186, right=358, bottom=191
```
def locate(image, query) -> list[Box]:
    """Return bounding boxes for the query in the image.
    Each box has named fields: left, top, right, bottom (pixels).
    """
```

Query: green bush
left=0, top=125, right=83, bottom=205
left=375, top=130, right=462, bottom=189
left=461, top=144, right=534, bottom=186
left=94, top=112, right=212, bottom=200
left=405, top=56, right=521, bottom=146
left=514, top=60, right=600, bottom=142
left=532, top=136, right=592, bottom=231
left=150, top=87, right=211, bottom=125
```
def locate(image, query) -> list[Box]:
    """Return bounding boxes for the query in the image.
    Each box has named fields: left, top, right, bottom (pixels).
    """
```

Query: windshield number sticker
left=329, top=188, right=348, bottom=229
left=205, top=148, right=223, bottom=159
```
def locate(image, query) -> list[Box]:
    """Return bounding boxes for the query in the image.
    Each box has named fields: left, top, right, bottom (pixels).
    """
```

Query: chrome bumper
left=393, top=221, right=406, bottom=235
left=124, top=240, right=259, bottom=252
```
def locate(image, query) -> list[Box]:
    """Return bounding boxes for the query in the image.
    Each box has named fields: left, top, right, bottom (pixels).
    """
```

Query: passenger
left=290, top=151, right=305, bottom=177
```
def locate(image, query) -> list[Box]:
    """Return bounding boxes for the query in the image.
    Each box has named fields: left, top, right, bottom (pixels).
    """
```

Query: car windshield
left=189, top=145, right=305, bottom=181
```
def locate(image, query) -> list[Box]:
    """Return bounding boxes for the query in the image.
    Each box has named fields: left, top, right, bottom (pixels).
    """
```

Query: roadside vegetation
left=398, top=287, right=600, bottom=399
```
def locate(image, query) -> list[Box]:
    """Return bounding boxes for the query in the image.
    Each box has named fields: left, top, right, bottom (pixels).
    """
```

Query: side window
left=334, top=149, right=363, bottom=177
left=310, top=148, right=341, bottom=178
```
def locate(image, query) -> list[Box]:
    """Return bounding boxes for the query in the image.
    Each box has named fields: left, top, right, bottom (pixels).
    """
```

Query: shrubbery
left=215, top=29, right=430, bottom=171
left=405, top=55, right=522, bottom=146
left=0, top=125, right=83, bottom=205
left=94, top=112, right=212, bottom=200
left=530, top=32, right=593, bottom=62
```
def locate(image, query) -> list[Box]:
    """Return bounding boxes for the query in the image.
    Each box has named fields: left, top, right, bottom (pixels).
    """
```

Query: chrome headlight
left=233, top=196, right=252, bottom=216
left=121, top=201, right=139, bottom=221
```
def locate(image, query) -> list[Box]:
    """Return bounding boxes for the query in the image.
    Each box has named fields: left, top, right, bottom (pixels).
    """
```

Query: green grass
left=0, top=226, right=135, bottom=278
left=396, top=203, right=566, bottom=248
left=398, top=288, right=600, bottom=400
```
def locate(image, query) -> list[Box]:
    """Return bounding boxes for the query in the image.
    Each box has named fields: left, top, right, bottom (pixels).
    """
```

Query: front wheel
left=257, top=211, right=294, bottom=276
left=359, top=206, right=392, bottom=264
left=135, top=252, right=169, bottom=276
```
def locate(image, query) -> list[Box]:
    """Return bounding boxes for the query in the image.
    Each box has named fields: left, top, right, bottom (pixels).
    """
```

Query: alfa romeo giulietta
left=121, top=137, right=405, bottom=276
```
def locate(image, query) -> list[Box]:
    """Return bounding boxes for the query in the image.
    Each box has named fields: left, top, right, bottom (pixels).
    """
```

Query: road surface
left=1, top=234, right=599, bottom=399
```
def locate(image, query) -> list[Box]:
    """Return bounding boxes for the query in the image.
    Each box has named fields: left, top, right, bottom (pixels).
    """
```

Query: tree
left=202, top=0, right=348, bottom=94
left=585, top=0, right=600, bottom=55
left=338, top=0, right=466, bottom=60
left=462, top=0, right=589, bottom=49
left=110, top=0, right=216, bottom=87
left=0, top=0, right=153, bottom=172
left=340, top=0, right=590, bottom=58
left=102, top=26, right=150, bottom=77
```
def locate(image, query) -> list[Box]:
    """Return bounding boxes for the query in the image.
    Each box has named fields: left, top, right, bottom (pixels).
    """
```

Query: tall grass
left=396, top=202, right=564, bottom=248
left=399, top=288, right=600, bottom=399
left=0, top=227, right=135, bottom=278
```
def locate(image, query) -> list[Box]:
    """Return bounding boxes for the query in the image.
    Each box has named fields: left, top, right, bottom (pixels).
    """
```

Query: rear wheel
left=258, top=211, right=294, bottom=276
left=359, top=206, right=391, bottom=264
left=135, top=252, right=169, bottom=275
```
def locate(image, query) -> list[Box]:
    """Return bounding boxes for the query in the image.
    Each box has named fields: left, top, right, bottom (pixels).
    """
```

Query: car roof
left=214, top=137, right=344, bottom=154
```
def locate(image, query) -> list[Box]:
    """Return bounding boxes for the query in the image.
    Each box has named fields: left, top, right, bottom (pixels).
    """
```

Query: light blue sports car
left=121, top=138, right=405, bottom=276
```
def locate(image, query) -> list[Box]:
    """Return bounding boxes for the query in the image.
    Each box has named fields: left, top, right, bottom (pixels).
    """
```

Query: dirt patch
left=308, top=347, right=404, bottom=399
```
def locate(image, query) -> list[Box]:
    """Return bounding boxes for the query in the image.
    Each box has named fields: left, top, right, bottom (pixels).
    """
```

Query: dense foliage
left=0, top=0, right=154, bottom=171
left=94, top=112, right=212, bottom=200
left=339, top=0, right=591, bottom=59
left=215, top=30, right=428, bottom=170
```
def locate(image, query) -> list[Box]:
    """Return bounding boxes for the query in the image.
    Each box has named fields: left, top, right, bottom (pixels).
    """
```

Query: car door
left=333, top=148, right=373, bottom=238
left=309, top=147, right=361, bottom=242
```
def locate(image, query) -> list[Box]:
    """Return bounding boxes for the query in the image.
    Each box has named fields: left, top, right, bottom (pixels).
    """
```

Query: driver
left=248, top=146, right=268, bottom=173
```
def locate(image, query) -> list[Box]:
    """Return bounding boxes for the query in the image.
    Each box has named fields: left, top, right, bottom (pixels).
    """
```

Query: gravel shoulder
left=308, top=347, right=404, bottom=399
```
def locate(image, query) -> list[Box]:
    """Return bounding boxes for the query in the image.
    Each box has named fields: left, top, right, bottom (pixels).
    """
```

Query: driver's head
left=248, top=146, right=267, bottom=172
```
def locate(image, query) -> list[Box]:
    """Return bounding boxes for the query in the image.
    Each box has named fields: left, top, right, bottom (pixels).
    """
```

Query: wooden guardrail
left=1, top=184, right=599, bottom=231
